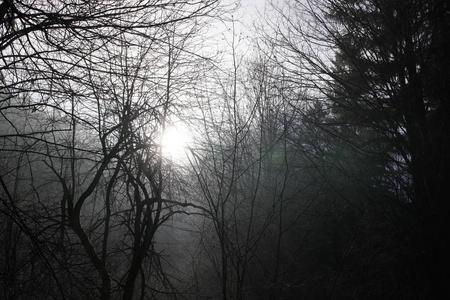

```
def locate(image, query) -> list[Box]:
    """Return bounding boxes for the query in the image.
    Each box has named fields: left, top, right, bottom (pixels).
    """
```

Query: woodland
left=1, top=0, right=449, bottom=299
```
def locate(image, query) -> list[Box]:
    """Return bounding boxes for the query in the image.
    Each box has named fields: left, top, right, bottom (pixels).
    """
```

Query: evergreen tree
left=270, top=0, right=450, bottom=297
left=326, top=0, right=450, bottom=296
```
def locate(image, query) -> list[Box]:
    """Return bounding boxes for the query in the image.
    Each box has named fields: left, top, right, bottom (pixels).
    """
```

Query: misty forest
left=1, top=0, right=449, bottom=299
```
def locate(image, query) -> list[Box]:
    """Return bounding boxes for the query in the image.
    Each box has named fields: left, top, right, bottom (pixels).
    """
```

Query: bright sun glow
left=161, top=124, right=191, bottom=161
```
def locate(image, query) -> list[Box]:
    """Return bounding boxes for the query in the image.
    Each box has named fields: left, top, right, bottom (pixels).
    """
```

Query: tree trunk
left=71, top=220, right=111, bottom=300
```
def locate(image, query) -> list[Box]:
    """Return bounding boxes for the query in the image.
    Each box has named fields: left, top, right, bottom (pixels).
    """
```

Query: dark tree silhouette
left=1, top=1, right=221, bottom=299
left=265, top=0, right=450, bottom=298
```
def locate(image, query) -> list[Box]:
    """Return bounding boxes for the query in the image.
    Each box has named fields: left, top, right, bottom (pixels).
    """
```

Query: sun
left=161, top=124, right=190, bottom=161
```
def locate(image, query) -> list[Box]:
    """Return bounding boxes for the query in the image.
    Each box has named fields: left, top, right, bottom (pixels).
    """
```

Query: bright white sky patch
left=161, top=124, right=191, bottom=162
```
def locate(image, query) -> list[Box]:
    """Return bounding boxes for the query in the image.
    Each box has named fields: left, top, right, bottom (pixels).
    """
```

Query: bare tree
left=185, top=22, right=323, bottom=299
left=1, top=1, right=223, bottom=299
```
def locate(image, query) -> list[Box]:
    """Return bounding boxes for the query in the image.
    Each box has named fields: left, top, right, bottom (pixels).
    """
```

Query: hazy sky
left=240, top=0, right=269, bottom=24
